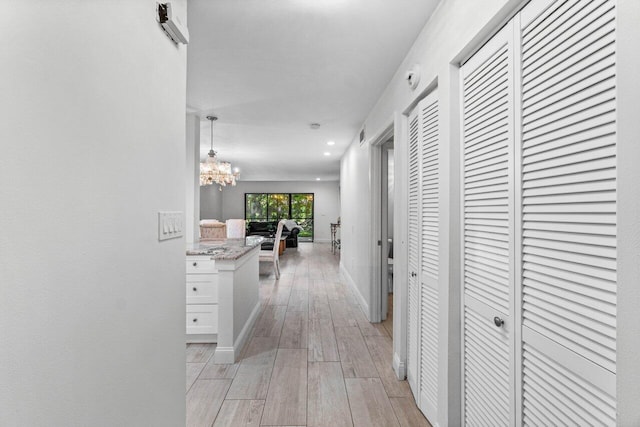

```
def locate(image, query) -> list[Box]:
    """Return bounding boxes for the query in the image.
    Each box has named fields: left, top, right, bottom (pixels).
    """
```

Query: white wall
left=186, top=113, right=201, bottom=244
left=340, top=141, right=372, bottom=307
left=0, top=2, right=187, bottom=426
left=200, top=182, right=224, bottom=221
left=200, top=181, right=340, bottom=242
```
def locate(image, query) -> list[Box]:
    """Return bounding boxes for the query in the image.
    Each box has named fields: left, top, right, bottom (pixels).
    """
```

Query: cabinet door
left=518, top=0, right=617, bottom=424
left=461, top=20, right=516, bottom=426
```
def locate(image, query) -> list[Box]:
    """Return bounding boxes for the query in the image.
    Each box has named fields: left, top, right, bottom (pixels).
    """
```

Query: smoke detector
left=406, top=64, right=421, bottom=90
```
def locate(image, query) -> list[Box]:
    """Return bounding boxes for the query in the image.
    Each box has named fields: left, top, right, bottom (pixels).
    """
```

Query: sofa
left=247, top=220, right=301, bottom=248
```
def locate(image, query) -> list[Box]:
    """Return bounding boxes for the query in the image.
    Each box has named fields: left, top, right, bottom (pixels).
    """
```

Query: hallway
left=185, top=243, right=430, bottom=427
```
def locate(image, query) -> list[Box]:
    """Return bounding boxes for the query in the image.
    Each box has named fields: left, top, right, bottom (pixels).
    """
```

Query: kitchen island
left=185, top=236, right=263, bottom=363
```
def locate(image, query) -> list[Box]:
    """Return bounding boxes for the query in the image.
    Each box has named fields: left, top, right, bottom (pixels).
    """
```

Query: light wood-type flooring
left=186, top=243, right=431, bottom=427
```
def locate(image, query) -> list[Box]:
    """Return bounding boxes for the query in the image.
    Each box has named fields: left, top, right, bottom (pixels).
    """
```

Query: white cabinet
left=186, top=305, right=218, bottom=335
left=185, top=244, right=262, bottom=363
left=185, top=256, right=218, bottom=339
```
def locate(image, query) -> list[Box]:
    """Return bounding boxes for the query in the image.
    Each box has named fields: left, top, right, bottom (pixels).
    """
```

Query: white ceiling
left=187, top=0, right=440, bottom=181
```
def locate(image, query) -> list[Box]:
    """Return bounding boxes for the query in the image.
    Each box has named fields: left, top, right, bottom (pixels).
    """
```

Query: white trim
left=213, top=301, right=260, bottom=364
left=339, top=261, right=369, bottom=318
left=457, top=0, right=530, bottom=66
left=185, top=333, right=217, bottom=344
left=369, top=143, right=381, bottom=323
left=441, top=63, right=462, bottom=427
left=512, top=11, right=524, bottom=423
left=234, top=301, right=261, bottom=357
left=616, top=1, right=640, bottom=423
left=392, top=111, right=409, bottom=384
left=212, top=346, right=235, bottom=364
left=393, top=352, right=407, bottom=380
left=368, top=119, right=395, bottom=323
left=457, top=56, right=468, bottom=427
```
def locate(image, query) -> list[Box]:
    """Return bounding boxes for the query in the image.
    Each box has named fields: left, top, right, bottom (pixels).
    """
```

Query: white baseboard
left=213, top=301, right=261, bottom=364
left=339, top=262, right=369, bottom=317
left=393, top=352, right=407, bottom=380
left=213, top=346, right=235, bottom=364
left=186, top=333, right=217, bottom=344
left=234, top=301, right=261, bottom=353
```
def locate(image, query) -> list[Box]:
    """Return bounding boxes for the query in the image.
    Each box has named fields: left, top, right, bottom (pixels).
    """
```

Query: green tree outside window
left=244, top=193, right=314, bottom=240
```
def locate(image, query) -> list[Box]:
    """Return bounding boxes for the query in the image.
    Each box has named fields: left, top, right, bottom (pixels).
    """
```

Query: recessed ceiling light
left=323, top=152, right=331, bottom=156
left=310, top=123, right=321, bottom=130
left=316, top=177, right=321, bottom=181
left=327, top=141, right=335, bottom=146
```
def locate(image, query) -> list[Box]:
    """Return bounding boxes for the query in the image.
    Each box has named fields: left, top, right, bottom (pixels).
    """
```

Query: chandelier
left=199, top=116, right=240, bottom=188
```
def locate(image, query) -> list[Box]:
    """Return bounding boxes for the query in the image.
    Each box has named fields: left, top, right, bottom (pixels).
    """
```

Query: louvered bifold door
left=518, top=0, right=617, bottom=425
left=461, top=21, right=516, bottom=426
left=418, top=91, right=439, bottom=422
left=407, top=108, right=421, bottom=397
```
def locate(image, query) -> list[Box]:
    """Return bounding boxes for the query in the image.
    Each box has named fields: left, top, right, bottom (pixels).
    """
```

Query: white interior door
left=461, top=20, right=516, bottom=426
left=418, top=92, right=439, bottom=421
left=407, top=91, right=440, bottom=423
left=518, top=0, right=617, bottom=424
left=407, top=106, right=421, bottom=397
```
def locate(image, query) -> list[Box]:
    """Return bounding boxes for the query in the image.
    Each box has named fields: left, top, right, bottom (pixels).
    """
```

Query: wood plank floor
left=186, top=243, right=431, bottom=427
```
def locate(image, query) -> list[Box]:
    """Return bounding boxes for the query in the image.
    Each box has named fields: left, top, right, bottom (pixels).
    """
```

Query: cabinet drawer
left=186, top=275, right=218, bottom=304
left=186, top=257, right=216, bottom=274
left=186, top=304, right=218, bottom=335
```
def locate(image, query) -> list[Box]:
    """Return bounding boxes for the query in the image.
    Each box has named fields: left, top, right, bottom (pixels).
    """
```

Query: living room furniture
left=247, top=220, right=301, bottom=248
left=226, top=219, right=246, bottom=238
left=259, top=220, right=285, bottom=279
left=200, top=219, right=226, bottom=239
left=277, top=237, right=286, bottom=256
left=185, top=236, right=263, bottom=363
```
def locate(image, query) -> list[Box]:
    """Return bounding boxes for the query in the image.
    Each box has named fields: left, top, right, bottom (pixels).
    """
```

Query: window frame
left=244, top=193, right=314, bottom=241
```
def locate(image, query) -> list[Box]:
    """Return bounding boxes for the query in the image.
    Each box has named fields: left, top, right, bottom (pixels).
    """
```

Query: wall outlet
left=158, top=211, right=184, bottom=241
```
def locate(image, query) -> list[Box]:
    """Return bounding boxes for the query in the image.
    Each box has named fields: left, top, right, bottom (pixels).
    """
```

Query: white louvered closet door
left=407, top=91, right=440, bottom=423
left=461, top=21, right=516, bottom=426
left=518, top=0, right=617, bottom=424
left=418, top=91, right=439, bottom=421
left=407, top=107, right=420, bottom=397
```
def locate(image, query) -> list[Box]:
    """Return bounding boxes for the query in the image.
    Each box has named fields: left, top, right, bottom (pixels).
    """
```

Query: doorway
left=380, top=139, right=394, bottom=325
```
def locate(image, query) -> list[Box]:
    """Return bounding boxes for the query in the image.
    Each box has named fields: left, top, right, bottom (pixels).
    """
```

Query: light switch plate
left=158, top=211, right=184, bottom=241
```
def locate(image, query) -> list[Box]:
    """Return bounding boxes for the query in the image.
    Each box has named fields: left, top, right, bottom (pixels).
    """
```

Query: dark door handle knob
left=493, top=316, right=504, bottom=327
left=192, top=318, right=198, bottom=323
left=411, top=272, right=417, bottom=277
left=192, top=262, right=197, bottom=267
left=192, top=287, right=197, bottom=292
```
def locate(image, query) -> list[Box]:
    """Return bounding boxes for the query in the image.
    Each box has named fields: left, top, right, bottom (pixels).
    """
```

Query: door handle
left=493, top=316, right=504, bottom=327
left=410, top=272, right=417, bottom=277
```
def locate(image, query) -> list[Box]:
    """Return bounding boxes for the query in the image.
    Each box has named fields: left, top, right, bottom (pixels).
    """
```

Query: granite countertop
left=186, top=236, right=264, bottom=260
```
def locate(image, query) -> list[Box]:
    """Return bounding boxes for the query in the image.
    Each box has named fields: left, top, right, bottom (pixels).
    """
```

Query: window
left=244, top=193, right=314, bottom=241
